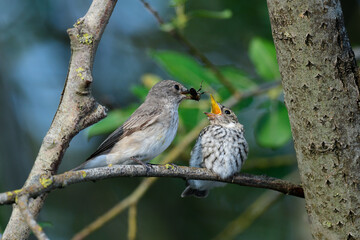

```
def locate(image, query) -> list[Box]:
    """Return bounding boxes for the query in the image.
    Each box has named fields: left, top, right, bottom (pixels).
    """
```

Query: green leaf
left=189, top=9, right=232, bottom=19
left=215, top=66, right=257, bottom=99
left=216, top=86, right=232, bottom=99
left=150, top=50, right=216, bottom=89
left=257, top=100, right=271, bottom=110
left=87, top=108, right=135, bottom=139
left=170, top=0, right=187, bottom=7
left=131, top=85, right=148, bottom=101
left=178, top=107, right=201, bottom=131
left=254, top=101, right=292, bottom=148
left=249, top=38, right=280, bottom=81
left=233, top=97, right=253, bottom=111
left=221, top=66, right=257, bottom=90
left=151, top=51, right=258, bottom=99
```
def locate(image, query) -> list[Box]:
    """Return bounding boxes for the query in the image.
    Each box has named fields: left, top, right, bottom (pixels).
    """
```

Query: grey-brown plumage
left=181, top=95, right=248, bottom=198
left=73, top=80, right=201, bottom=170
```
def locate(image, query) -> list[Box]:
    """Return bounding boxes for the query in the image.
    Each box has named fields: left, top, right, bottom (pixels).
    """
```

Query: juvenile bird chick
left=181, top=95, right=248, bottom=198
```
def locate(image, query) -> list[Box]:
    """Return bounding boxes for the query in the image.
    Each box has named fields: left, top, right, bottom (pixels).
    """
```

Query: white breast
left=155, top=108, right=179, bottom=155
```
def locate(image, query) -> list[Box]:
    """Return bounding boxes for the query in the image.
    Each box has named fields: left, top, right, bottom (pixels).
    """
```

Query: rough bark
left=267, top=0, right=360, bottom=239
left=2, top=0, right=117, bottom=239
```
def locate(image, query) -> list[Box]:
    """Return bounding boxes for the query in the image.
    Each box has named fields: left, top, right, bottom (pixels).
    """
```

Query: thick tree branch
left=2, top=1, right=116, bottom=239
left=0, top=165, right=304, bottom=206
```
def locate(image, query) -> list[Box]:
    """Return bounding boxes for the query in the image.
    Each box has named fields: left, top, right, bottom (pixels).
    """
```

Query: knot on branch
left=75, top=67, right=93, bottom=94
left=77, top=102, right=107, bottom=131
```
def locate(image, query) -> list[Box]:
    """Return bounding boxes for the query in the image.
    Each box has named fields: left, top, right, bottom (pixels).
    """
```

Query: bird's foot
left=130, top=157, right=153, bottom=172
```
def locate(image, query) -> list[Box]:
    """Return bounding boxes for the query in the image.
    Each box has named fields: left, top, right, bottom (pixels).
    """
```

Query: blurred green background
left=1, top=0, right=359, bottom=239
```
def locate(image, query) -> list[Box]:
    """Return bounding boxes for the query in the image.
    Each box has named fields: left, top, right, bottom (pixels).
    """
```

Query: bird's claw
left=130, top=157, right=155, bottom=173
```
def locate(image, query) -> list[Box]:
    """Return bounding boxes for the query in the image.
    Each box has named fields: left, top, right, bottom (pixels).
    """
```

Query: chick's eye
left=174, top=84, right=180, bottom=90
left=224, top=110, right=231, bottom=115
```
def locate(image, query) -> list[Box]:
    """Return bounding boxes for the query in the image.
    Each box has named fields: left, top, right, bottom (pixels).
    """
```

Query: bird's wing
left=86, top=105, right=162, bottom=160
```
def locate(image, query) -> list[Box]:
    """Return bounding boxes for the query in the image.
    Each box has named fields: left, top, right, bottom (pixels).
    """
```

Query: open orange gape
left=210, top=95, right=221, bottom=115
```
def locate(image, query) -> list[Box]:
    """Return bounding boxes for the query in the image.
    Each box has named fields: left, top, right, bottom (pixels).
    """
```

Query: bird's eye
left=174, top=84, right=180, bottom=90
left=224, top=110, right=231, bottom=115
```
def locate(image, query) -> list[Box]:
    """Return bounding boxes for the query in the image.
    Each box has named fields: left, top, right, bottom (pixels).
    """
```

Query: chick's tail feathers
left=181, top=186, right=208, bottom=198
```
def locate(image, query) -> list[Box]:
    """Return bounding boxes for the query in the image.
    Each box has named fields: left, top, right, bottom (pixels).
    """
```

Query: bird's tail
left=70, top=163, right=86, bottom=171
left=70, top=155, right=108, bottom=171
left=181, top=186, right=208, bottom=198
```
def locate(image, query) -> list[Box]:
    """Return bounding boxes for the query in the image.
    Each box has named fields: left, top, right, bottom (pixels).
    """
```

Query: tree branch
left=17, top=195, right=50, bottom=240
left=2, top=1, right=116, bottom=239
left=0, top=165, right=304, bottom=206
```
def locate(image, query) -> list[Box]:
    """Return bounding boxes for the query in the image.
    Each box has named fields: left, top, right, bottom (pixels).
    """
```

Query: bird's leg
left=130, top=156, right=153, bottom=172
left=130, top=156, right=146, bottom=166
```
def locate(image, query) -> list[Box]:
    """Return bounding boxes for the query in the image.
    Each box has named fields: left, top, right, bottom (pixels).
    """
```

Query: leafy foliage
left=149, top=50, right=216, bottom=87
left=249, top=38, right=280, bottom=81
left=254, top=100, right=292, bottom=148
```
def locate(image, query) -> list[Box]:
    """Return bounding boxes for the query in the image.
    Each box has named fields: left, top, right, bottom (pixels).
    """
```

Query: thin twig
left=212, top=171, right=299, bottom=239
left=128, top=204, right=137, bottom=240
left=72, top=178, right=155, bottom=240
left=140, top=0, right=164, bottom=24
left=17, top=195, right=50, bottom=240
left=140, top=0, right=239, bottom=96
left=224, top=81, right=281, bottom=107
left=213, top=189, right=282, bottom=240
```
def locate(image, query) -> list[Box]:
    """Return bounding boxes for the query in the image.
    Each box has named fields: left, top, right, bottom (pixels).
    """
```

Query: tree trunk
left=267, top=0, right=360, bottom=239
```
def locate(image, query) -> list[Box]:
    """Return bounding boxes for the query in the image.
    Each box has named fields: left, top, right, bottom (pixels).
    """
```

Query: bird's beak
left=204, top=95, right=221, bottom=118
left=181, top=88, right=201, bottom=101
